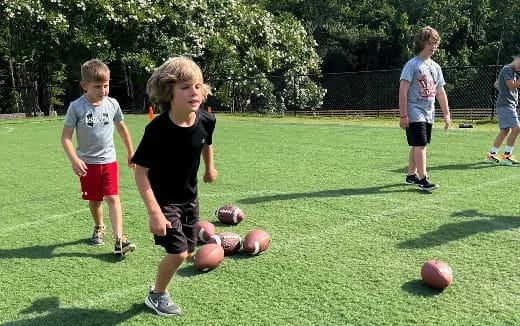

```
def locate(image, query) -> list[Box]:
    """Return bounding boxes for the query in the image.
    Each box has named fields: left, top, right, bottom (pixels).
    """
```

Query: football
left=243, top=230, right=270, bottom=255
left=195, top=220, right=216, bottom=243
left=420, top=260, right=453, bottom=289
left=194, top=244, right=224, bottom=272
left=208, top=232, right=242, bottom=255
left=215, top=205, right=245, bottom=225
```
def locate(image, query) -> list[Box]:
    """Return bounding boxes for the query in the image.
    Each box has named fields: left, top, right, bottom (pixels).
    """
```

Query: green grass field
left=1, top=114, right=519, bottom=325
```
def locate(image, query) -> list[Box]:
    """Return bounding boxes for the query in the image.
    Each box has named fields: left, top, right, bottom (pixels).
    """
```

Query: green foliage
left=0, top=0, right=323, bottom=114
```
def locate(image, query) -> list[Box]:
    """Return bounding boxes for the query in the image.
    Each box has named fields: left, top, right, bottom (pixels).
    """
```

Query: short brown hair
left=413, top=26, right=441, bottom=55
left=146, top=57, right=212, bottom=112
left=81, top=59, right=110, bottom=83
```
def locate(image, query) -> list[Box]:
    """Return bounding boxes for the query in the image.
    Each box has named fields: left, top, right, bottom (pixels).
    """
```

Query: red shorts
left=79, top=162, right=119, bottom=201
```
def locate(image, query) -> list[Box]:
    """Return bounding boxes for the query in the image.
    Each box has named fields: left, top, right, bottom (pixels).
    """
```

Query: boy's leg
left=493, top=129, right=510, bottom=149
left=105, top=195, right=122, bottom=239
left=89, top=200, right=105, bottom=245
left=145, top=253, right=186, bottom=316
left=505, top=126, right=520, bottom=147
left=413, top=146, right=427, bottom=179
left=408, top=147, right=417, bottom=176
left=89, top=200, right=103, bottom=226
left=154, top=252, right=189, bottom=293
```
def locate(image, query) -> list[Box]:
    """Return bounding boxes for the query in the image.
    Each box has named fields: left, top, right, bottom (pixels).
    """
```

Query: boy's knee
left=104, top=195, right=120, bottom=205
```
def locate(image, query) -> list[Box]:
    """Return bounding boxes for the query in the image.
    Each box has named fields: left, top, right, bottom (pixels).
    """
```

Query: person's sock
left=505, top=146, right=513, bottom=156
left=490, top=147, right=499, bottom=154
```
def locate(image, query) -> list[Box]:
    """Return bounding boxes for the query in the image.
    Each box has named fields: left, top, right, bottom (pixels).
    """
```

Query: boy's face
left=420, top=38, right=439, bottom=58
left=171, top=80, right=202, bottom=113
left=512, top=57, right=520, bottom=71
left=81, top=80, right=109, bottom=105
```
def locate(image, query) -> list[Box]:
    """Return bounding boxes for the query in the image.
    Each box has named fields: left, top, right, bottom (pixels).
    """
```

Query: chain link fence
left=0, top=65, right=503, bottom=119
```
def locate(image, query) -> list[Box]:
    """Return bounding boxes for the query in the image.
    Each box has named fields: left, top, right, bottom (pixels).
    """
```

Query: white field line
left=3, top=174, right=518, bottom=322
left=0, top=126, right=14, bottom=133
left=1, top=209, right=89, bottom=233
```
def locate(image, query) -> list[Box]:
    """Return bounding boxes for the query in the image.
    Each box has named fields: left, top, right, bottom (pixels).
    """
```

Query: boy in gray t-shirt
left=61, top=59, right=136, bottom=256
left=399, top=26, right=451, bottom=192
left=484, top=55, right=520, bottom=165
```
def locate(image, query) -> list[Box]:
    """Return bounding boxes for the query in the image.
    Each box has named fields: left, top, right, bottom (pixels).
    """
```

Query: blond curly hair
left=146, top=57, right=212, bottom=112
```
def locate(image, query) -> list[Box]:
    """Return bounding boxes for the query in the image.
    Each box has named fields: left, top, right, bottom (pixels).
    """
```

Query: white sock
left=505, top=146, right=513, bottom=155
left=490, top=147, right=499, bottom=154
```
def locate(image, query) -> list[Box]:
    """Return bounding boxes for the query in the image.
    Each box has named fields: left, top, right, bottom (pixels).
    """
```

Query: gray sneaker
left=90, top=225, right=105, bottom=245
left=145, top=287, right=182, bottom=317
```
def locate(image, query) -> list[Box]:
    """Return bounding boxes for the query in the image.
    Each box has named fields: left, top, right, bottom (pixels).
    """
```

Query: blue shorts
left=497, top=107, right=520, bottom=129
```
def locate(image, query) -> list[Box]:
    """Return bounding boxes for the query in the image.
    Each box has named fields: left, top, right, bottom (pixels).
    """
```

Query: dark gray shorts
left=154, top=200, right=199, bottom=254
left=496, top=107, right=520, bottom=129
left=406, top=122, right=432, bottom=146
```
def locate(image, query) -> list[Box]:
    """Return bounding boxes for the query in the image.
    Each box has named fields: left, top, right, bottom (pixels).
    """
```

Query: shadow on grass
left=398, top=209, right=520, bottom=249
left=238, top=183, right=414, bottom=204
left=2, top=297, right=145, bottom=326
left=177, top=264, right=200, bottom=277
left=391, top=161, right=497, bottom=173
left=0, top=239, right=132, bottom=263
left=401, top=279, right=444, bottom=297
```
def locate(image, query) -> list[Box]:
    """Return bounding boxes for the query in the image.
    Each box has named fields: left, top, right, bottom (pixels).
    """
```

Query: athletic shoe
left=90, top=225, right=105, bottom=245
left=500, top=154, right=520, bottom=166
left=417, top=177, right=438, bottom=192
left=114, top=236, right=136, bottom=256
left=484, top=153, right=500, bottom=164
left=405, top=174, right=420, bottom=185
left=145, top=287, right=182, bottom=317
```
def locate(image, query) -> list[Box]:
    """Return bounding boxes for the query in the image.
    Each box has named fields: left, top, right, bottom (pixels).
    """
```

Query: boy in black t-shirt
left=132, top=57, right=217, bottom=317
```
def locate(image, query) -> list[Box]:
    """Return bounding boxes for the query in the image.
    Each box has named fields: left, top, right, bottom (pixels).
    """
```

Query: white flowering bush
left=0, top=0, right=324, bottom=114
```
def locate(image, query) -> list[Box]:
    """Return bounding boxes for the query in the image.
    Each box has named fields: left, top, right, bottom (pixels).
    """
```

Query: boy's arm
left=398, top=80, right=410, bottom=130
left=202, top=144, right=217, bottom=183
left=61, top=126, right=87, bottom=176
left=115, top=121, right=135, bottom=168
left=494, top=80, right=499, bottom=89
left=505, top=79, right=520, bottom=91
left=134, top=164, right=171, bottom=236
left=436, top=87, right=451, bottom=130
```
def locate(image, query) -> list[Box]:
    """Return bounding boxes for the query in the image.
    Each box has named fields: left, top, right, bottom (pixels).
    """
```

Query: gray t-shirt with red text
left=400, top=56, right=446, bottom=123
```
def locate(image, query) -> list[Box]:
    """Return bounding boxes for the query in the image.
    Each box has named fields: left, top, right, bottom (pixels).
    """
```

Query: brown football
left=243, top=230, right=270, bottom=255
left=195, top=220, right=216, bottom=243
left=208, top=232, right=242, bottom=255
left=194, top=244, right=224, bottom=272
left=421, top=260, right=453, bottom=289
left=215, top=205, right=245, bottom=225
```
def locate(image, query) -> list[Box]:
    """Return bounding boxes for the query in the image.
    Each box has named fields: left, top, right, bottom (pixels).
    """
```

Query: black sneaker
left=405, top=174, right=420, bottom=185
left=114, top=236, right=136, bottom=256
left=418, top=177, right=439, bottom=192
left=145, top=287, right=182, bottom=317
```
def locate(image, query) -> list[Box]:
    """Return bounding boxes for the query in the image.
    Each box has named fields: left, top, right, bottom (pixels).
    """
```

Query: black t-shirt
left=131, top=109, right=216, bottom=204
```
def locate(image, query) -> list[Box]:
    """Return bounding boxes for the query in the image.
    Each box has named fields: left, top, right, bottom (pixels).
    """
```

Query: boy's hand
left=149, top=212, right=172, bottom=236
left=203, top=168, right=218, bottom=183
left=71, top=159, right=87, bottom=177
left=444, top=115, right=451, bottom=130
left=399, top=117, right=409, bottom=130
left=127, top=152, right=136, bottom=170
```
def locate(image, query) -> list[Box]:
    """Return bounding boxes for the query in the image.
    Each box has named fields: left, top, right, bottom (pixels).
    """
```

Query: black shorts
left=406, top=122, right=432, bottom=146
left=154, top=200, right=199, bottom=254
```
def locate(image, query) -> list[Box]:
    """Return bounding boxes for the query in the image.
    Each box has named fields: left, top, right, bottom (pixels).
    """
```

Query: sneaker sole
left=145, top=296, right=182, bottom=317
left=404, top=181, right=419, bottom=185
left=418, top=185, right=439, bottom=192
